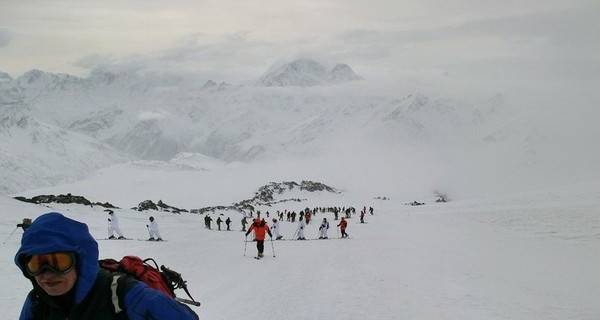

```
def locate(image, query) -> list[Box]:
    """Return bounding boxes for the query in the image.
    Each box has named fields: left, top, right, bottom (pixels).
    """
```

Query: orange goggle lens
left=26, top=252, right=75, bottom=276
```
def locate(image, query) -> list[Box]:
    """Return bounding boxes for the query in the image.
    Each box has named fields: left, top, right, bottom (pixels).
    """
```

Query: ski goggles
left=25, top=252, right=76, bottom=276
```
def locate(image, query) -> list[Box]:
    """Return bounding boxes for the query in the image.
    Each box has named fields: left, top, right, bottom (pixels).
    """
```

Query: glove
left=108, top=218, right=111, bottom=222
left=146, top=225, right=149, bottom=227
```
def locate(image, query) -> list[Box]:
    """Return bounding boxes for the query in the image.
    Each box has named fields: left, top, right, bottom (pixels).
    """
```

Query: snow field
left=1, top=185, right=599, bottom=319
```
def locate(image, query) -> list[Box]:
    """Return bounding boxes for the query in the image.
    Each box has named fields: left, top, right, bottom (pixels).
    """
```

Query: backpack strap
left=108, top=272, right=138, bottom=320
left=111, top=274, right=123, bottom=313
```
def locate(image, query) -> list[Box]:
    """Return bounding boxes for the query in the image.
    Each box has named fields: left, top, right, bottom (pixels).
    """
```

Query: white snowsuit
left=296, top=219, right=306, bottom=240
left=148, top=220, right=162, bottom=240
left=108, top=213, right=124, bottom=238
left=319, top=220, right=329, bottom=239
left=272, top=220, right=282, bottom=239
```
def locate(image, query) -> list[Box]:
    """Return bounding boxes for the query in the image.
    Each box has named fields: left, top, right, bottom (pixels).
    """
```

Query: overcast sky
left=1, top=0, right=599, bottom=97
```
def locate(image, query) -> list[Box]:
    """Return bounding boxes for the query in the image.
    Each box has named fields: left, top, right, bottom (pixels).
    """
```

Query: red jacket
left=247, top=220, right=272, bottom=240
left=338, top=219, right=347, bottom=230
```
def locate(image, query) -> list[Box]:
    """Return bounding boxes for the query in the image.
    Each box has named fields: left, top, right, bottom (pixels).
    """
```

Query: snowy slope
left=1, top=170, right=599, bottom=320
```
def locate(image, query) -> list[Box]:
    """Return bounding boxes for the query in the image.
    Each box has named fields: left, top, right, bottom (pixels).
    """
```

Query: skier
left=338, top=217, right=349, bottom=238
left=360, top=209, right=366, bottom=223
left=295, top=215, right=306, bottom=240
left=271, top=218, right=283, bottom=240
left=216, top=217, right=222, bottom=231
left=241, top=216, right=248, bottom=231
left=146, top=216, right=163, bottom=241
left=106, top=210, right=125, bottom=239
left=17, top=218, right=32, bottom=231
left=14, top=212, right=198, bottom=320
left=245, top=218, right=272, bottom=258
left=225, top=217, right=232, bottom=231
left=318, top=218, right=329, bottom=239
left=205, top=215, right=213, bottom=229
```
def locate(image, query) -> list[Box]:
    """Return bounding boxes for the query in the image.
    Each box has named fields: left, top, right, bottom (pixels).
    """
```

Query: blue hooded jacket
left=15, top=212, right=199, bottom=320
left=15, top=212, right=99, bottom=304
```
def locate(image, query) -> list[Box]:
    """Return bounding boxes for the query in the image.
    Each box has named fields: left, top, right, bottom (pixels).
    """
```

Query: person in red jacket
left=337, top=217, right=349, bottom=238
left=245, top=218, right=272, bottom=258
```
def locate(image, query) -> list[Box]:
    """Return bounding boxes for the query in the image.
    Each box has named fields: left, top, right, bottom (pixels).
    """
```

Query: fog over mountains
left=1, top=59, right=597, bottom=197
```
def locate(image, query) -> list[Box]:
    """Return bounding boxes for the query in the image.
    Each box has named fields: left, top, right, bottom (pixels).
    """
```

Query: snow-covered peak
left=330, top=63, right=363, bottom=83
left=255, top=59, right=362, bottom=87
left=202, top=80, right=217, bottom=89
left=0, top=72, right=12, bottom=82
left=256, top=59, right=329, bottom=87
left=16, top=69, right=54, bottom=87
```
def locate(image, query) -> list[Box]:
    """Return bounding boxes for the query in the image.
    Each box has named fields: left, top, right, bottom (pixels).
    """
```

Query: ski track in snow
left=1, top=189, right=599, bottom=320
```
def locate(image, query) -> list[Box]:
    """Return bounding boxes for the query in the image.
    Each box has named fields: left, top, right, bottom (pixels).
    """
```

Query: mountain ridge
left=0, top=59, right=581, bottom=196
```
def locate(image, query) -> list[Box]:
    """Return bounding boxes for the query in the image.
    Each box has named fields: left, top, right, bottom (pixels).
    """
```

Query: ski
left=137, top=239, right=168, bottom=242
left=96, top=237, right=133, bottom=241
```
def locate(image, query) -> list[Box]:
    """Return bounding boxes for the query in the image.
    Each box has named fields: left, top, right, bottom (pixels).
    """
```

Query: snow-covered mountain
left=255, top=59, right=362, bottom=86
left=0, top=72, right=12, bottom=83
left=0, top=59, right=596, bottom=196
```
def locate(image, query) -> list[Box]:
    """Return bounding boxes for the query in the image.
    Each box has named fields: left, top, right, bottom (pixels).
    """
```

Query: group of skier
left=242, top=213, right=354, bottom=258
left=101, top=204, right=367, bottom=248
left=106, top=210, right=163, bottom=241
left=242, top=205, right=362, bottom=241
left=203, top=215, right=232, bottom=231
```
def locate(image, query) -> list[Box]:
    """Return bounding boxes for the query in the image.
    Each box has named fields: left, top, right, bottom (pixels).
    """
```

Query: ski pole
left=3, top=226, right=18, bottom=244
left=175, top=297, right=201, bottom=307
left=270, top=237, right=275, bottom=257
left=243, top=235, right=248, bottom=256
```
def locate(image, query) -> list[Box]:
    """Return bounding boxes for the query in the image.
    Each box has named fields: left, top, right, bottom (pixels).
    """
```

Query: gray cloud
left=0, top=28, right=14, bottom=48
left=74, top=53, right=117, bottom=70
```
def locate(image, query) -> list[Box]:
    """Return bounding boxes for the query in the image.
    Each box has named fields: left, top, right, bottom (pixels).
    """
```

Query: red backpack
left=99, top=255, right=200, bottom=306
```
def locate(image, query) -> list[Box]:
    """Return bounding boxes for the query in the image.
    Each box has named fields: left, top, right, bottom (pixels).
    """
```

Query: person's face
left=35, top=269, right=77, bottom=296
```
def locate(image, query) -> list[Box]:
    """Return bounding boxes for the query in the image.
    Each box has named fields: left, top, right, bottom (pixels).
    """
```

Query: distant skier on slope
left=205, top=215, right=213, bottom=229
left=245, top=218, right=272, bottom=258
left=241, top=216, right=248, bottom=231
left=216, top=217, right=223, bottom=231
left=337, top=217, right=349, bottom=238
left=295, top=215, right=307, bottom=240
left=318, top=218, right=329, bottom=239
left=146, top=216, right=163, bottom=241
left=106, top=210, right=125, bottom=239
left=17, top=218, right=32, bottom=231
left=271, top=218, right=283, bottom=240
left=225, top=217, right=232, bottom=231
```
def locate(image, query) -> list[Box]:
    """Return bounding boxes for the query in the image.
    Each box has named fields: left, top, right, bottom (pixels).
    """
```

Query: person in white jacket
left=147, top=216, right=163, bottom=241
left=318, top=218, right=329, bottom=239
left=295, top=215, right=307, bottom=240
left=271, top=218, right=283, bottom=240
left=106, top=210, right=125, bottom=239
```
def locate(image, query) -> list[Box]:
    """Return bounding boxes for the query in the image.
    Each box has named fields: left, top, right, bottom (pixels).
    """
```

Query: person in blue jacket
left=14, top=212, right=199, bottom=320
